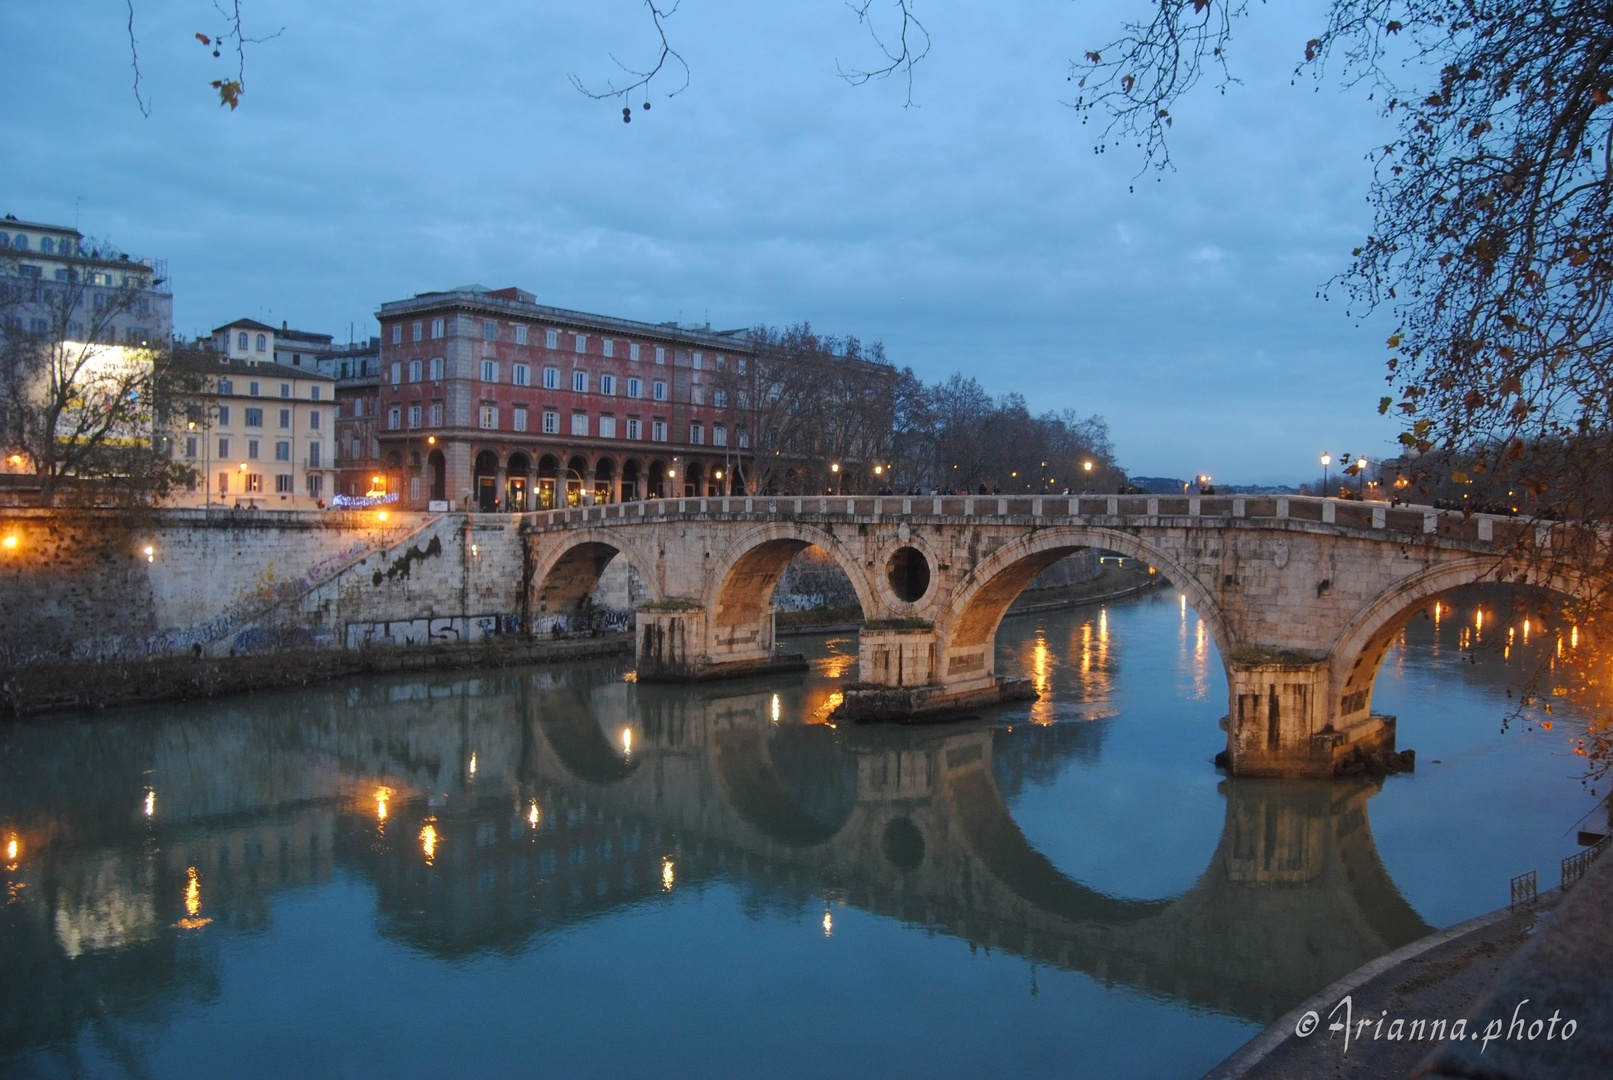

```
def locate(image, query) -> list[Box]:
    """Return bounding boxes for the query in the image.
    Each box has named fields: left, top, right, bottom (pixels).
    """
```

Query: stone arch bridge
left=525, top=493, right=1565, bottom=777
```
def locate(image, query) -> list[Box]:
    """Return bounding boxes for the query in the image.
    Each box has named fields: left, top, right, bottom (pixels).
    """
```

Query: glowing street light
left=1320, top=452, right=1332, bottom=497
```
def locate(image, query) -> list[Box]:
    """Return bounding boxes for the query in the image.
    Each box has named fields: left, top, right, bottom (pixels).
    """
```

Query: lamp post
left=1357, top=457, right=1369, bottom=498
left=830, top=461, right=841, bottom=495
left=1320, top=452, right=1332, bottom=498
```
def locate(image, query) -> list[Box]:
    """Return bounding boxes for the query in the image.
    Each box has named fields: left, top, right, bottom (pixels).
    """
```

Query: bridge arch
left=712, top=724, right=860, bottom=848
left=528, top=527, right=663, bottom=625
left=1327, top=556, right=1584, bottom=727
left=936, top=526, right=1235, bottom=665
left=702, top=522, right=880, bottom=641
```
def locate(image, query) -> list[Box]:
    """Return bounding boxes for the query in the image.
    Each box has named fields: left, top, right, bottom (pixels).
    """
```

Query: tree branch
left=570, top=0, right=691, bottom=117
left=837, top=1, right=931, bottom=108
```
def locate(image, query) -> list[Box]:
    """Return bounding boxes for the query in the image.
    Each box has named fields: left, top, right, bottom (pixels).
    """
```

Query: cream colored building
left=169, top=323, right=338, bottom=508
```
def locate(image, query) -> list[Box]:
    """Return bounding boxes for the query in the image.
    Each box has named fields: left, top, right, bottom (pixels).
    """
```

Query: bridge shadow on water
left=0, top=654, right=1435, bottom=1065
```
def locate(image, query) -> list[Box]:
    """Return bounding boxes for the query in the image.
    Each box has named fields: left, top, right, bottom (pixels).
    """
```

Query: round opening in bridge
left=886, top=546, right=931, bottom=604
left=882, top=817, right=925, bottom=870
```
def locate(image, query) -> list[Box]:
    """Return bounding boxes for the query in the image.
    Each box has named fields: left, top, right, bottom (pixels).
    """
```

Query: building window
left=218, top=406, right=231, bottom=426
left=218, top=378, right=233, bottom=395
left=693, top=351, right=702, bottom=370
left=626, top=418, right=642, bottom=440
left=392, top=325, right=402, bottom=345
left=689, top=423, right=705, bottom=445
left=430, top=357, right=444, bottom=380
left=248, top=382, right=260, bottom=398
left=737, top=428, right=750, bottom=448
left=543, top=367, right=559, bottom=390
left=737, top=357, right=747, bottom=374
left=515, top=325, right=529, bottom=345
left=279, top=408, right=291, bottom=428
left=653, top=380, right=667, bottom=401
left=513, top=405, right=528, bottom=432
left=218, top=472, right=229, bottom=494
left=600, top=374, right=615, bottom=395
left=430, top=318, right=445, bottom=339
left=599, top=416, right=617, bottom=439
left=256, top=334, right=267, bottom=352
left=429, top=402, right=443, bottom=426
left=351, top=438, right=361, bottom=460
left=627, top=377, right=642, bottom=398
left=629, top=342, right=640, bottom=362
left=602, top=338, right=614, bottom=357
left=654, top=346, right=666, bottom=365
left=308, top=443, right=322, bottom=468
left=308, top=474, right=324, bottom=498
left=546, top=329, right=559, bottom=349
left=281, top=383, right=291, bottom=399
left=542, top=410, right=559, bottom=434
left=483, top=319, right=497, bottom=341
left=480, top=405, right=499, bottom=429
left=185, top=435, right=198, bottom=458
left=409, top=360, right=422, bottom=383
left=573, top=333, right=586, bottom=353
left=245, top=407, right=263, bottom=427
left=481, top=360, right=499, bottom=383
left=409, top=475, right=419, bottom=503
left=310, top=386, right=321, bottom=401
left=412, top=321, right=423, bottom=342
left=247, top=439, right=260, bottom=460
left=247, top=472, right=263, bottom=493
left=237, top=331, right=248, bottom=350
left=390, top=362, right=401, bottom=385
left=276, top=474, right=294, bottom=493
left=713, top=426, right=728, bottom=447
left=388, top=406, right=401, bottom=430
left=275, top=441, right=291, bottom=461
left=572, top=370, right=588, bottom=393
left=691, top=385, right=704, bottom=405
left=714, top=389, right=728, bottom=408
left=570, top=412, right=588, bottom=437
left=309, top=409, right=320, bottom=430
left=408, top=404, right=422, bottom=428
left=651, top=420, right=667, bottom=442
left=513, top=363, right=530, bottom=386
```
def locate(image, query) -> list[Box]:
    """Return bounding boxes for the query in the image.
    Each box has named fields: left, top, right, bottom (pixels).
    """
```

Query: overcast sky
left=3, top=0, right=1408, bottom=484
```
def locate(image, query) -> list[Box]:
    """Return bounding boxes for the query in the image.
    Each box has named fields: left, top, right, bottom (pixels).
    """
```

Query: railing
left=518, top=493, right=1530, bottom=545
left=1511, top=869, right=1538, bottom=909
left=1562, top=834, right=1611, bottom=890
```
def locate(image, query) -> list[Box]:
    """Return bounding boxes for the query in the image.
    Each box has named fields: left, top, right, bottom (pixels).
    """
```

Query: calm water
left=0, top=587, right=1600, bottom=1079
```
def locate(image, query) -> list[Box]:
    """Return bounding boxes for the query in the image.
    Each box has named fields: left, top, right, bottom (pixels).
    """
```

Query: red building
left=375, top=286, right=756, bottom=511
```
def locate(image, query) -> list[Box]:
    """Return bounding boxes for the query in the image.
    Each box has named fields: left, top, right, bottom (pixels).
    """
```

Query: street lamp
left=1357, top=457, right=1369, bottom=498
left=830, top=461, right=841, bottom=495
left=1320, top=453, right=1332, bottom=498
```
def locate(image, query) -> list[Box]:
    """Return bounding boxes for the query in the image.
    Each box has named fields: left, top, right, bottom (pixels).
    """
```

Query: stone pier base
left=832, top=676, right=1036, bottom=723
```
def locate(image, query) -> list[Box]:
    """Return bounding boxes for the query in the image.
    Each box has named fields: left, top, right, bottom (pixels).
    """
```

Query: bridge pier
left=1222, top=658, right=1404, bottom=778
left=635, top=607, right=808, bottom=683
left=834, top=627, right=1035, bottom=722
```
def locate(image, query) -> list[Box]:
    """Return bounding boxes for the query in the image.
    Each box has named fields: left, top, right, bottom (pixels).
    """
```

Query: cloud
left=0, top=0, right=1404, bottom=484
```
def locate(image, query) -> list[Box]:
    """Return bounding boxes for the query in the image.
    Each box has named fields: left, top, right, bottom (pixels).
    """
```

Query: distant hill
left=1128, top=476, right=1189, bottom=494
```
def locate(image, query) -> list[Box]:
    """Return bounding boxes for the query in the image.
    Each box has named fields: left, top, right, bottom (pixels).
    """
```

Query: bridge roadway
left=524, top=493, right=1570, bottom=777
left=0, top=662, right=1432, bottom=1043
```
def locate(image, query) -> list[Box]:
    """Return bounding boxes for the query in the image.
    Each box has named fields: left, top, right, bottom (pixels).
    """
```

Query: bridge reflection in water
left=0, top=657, right=1431, bottom=1063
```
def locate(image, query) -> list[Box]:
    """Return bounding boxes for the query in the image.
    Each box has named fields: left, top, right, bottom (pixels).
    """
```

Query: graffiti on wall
left=345, top=614, right=515, bottom=649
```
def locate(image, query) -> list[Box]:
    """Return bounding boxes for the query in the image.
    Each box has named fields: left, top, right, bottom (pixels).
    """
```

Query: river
left=0, top=586, right=1599, bottom=1079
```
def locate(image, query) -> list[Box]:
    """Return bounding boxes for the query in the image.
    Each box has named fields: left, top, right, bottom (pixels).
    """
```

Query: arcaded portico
left=524, top=493, right=1581, bottom=777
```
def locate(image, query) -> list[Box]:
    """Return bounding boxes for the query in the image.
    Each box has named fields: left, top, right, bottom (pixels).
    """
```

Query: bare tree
left=0, top=251, right=192, bottom=505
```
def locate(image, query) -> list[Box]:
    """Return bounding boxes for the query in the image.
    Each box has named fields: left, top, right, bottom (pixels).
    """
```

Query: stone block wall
left=0, top=508, right=531, bottom=663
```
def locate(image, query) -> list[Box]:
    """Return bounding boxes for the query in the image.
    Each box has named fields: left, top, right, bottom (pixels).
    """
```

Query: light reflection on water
left=0, top=585, right=1599, bottom=1079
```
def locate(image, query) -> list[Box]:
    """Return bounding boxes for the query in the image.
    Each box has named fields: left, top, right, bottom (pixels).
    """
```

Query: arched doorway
left=474, top=450, right=499, bottom=512
left=506, top=452, right=531, bottom=512
left=685, top=462, right=704, bottom=499
left=566, top=455, right=588, bottom=507
left=648, top=460, right=667, bottom=499
left=537, top=454, right=559, bottom=510
left=427, top=449, right=446, bottom=502
left=621, top=459, right=642, bottom=502
left=593, top=457, right=616, bottom=504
